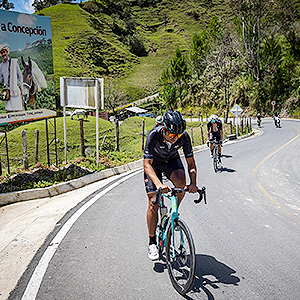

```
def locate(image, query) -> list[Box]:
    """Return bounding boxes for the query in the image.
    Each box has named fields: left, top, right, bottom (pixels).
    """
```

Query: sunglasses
left=168, top=132, right=183, bottom=139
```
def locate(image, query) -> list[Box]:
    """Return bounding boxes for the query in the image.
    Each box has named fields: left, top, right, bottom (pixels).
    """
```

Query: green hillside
left=40, top=0, right=230, bottom=100
left=33, top=0, right=300, bottom=117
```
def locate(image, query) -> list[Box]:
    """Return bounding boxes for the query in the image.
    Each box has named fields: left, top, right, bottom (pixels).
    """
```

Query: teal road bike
left=154, top=186, right=206, bottom=295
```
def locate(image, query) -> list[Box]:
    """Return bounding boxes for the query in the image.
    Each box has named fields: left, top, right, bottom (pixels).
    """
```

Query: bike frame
left=159, top=193, right=181, bottom=251
left=156, top=187, right=206, bottom=250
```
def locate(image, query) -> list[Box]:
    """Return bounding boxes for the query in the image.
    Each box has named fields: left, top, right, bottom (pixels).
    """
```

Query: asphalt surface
left=1, top=118, right=300, bottom=300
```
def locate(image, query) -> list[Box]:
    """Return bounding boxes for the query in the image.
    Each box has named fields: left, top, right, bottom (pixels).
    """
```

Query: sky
left=11, top=0, right=35, bottom=14
left=11, top=0, right=84, bottom=15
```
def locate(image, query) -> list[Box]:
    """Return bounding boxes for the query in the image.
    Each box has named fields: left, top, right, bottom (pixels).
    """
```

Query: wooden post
left=34, top=129, right=39, bottom=165
left=230, top=121, right=233, bottom=134
left=142, top=119, right=145, bottom=150
left=5, top=128, right=10, bottom=174
left=45, top=119, right=50, bottom=166
left=191, top=128, right=194, bottom=144
left=200, top=125, right=204, bottom=144
left=241, top=119, right=244, bottom=134
left=21, top=130, right=28, bottom=170
left=115, top=119, right=119, bottom=152
left=80, top=118, right=85, bottom=157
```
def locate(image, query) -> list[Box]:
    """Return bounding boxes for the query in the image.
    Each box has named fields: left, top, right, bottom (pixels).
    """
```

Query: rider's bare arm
left=185, top=156, right=198, bottom=193
left=143, top=158, right=170, bottom=192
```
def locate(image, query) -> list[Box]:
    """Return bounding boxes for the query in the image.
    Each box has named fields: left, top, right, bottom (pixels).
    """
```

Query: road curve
left=9, top=118, right=300, bottom=300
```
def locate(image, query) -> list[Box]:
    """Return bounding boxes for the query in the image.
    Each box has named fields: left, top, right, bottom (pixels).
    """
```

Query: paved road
left=8, top=118, right=300, bottom=299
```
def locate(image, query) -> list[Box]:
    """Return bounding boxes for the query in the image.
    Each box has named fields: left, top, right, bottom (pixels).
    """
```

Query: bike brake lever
left=152, top=187, right=162, bottom=204
left=194, top=186, right=207, bottom=204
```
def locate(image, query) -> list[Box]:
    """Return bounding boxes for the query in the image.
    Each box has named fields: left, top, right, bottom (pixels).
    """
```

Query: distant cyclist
left=273, top=111, right=280, bottom=128
left=154, top=115, right=164, bottom=128
left=207, top=114, right=223, bottom=163
left=257, top=113, right=262, bottom=127
left=143, top=110, right=198, bottom=261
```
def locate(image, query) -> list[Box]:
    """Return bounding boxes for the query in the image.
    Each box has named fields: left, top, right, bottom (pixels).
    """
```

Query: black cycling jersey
left=144, top=125, right=193, bottom=164
left=207, top=120, right=223, bottom=132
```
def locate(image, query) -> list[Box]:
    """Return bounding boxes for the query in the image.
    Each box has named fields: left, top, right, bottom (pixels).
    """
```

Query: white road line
left=21, top=169, right=142, bottom=300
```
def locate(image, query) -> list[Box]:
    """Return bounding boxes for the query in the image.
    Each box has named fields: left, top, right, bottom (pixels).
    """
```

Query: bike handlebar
left=153, top=186, right=207, bottom=205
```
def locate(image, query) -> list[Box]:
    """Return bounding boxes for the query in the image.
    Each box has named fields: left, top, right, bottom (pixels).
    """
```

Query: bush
left=126, top=33, right=147, bottom=56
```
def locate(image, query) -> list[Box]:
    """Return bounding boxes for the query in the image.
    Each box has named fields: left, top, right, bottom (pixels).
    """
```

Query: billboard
left=0, top=10, right=56, bottom=124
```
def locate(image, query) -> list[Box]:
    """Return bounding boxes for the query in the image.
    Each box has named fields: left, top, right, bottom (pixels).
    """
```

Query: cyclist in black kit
left=144, top=110, right=198, bottom=260
left=207, top=114, right=223, bottom=163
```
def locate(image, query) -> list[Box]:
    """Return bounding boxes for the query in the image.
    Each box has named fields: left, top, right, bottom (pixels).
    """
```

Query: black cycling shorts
left=144, top=158, right=184, bottom=193
left=209, top=131, right=221, bottom=142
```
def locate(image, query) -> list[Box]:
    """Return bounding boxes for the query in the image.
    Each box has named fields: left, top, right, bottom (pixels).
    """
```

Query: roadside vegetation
left=0, top=115, right=243, bottom=193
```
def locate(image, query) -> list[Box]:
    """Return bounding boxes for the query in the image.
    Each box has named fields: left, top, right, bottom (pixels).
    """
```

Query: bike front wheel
left=213, top=146, right=218, bottom=172
left=165, top=218, right=196, bottom=295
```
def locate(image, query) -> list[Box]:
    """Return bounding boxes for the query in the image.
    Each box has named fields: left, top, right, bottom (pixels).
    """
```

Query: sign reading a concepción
left=0, top=9, right=55, bottom=123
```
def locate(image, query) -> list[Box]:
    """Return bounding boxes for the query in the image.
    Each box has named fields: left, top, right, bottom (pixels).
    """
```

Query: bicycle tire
left=213, top=145, right=218, bottom=172
left=165, top=218, right=196, bottom=295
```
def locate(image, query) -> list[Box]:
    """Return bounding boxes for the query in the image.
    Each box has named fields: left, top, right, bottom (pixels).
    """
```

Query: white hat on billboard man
left=0, top=43, right=24, bottom=111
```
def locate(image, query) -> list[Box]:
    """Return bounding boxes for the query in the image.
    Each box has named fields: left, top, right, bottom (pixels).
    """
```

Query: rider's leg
left=170, top=169, right=186, bottom=206
left=217, top=144, right=222, bottom=162
left=218, top=143, right=222, bottom=155
left=209, top=132, right=214, bottom=152
left=147, top=192, right=160, bottom=260
left=146, top=192, right=158, bottom=241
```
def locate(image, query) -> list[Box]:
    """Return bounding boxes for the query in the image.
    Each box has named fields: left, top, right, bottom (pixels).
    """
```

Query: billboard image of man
left=0, top=43, right=24, bottom=111
left=0, top=10, right=55, bottom=115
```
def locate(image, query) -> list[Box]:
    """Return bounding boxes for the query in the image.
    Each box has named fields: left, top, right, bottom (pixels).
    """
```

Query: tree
left=0, top=0, right=14, bottom=10
left=159, top=48, right=190, bottom=109
left=272, top=0, right=300, bottom=60
left=104, top=81, right=127, bottom=152
left=228, top=0, right=268, bottom=81
left=189, top=30, right=210, bottom=78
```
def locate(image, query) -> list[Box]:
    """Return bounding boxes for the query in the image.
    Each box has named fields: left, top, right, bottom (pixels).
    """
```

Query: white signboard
left=60, top=77, right=104, bottom=166
left=60, top=77, right=104, bottom=109
left=230, top=104, right=243, bottom=117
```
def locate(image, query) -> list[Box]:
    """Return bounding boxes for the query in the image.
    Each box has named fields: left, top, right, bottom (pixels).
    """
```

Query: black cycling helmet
left=164, top=110, right=186, bottom=134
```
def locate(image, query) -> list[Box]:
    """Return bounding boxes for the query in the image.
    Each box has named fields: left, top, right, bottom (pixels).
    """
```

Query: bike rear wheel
left=165, top=218, right=196, bottom=295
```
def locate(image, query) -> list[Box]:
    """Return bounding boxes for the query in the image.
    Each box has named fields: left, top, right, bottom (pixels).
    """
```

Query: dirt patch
left=0, top=164, right=93, bottom=194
